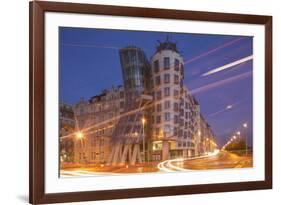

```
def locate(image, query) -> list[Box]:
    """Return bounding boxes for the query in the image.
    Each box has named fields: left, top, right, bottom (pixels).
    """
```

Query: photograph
left=59, top=27, right=253, bottom=177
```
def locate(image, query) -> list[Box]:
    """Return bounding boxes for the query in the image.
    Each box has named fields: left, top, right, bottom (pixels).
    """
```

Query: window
left=174, top=102, right=179, bottom=111
left=174, top=127, right=178, bottom=136
left=174, top=90, right=179, bottom=97
left=180, top=63, right=184, bottom=74
left=120, top=101, right=124, bottom=109
left=164, top=57, right=170, bottom=70
left=174, top=59, right=180, bottom=71
left=156, top=115, right=161, bottom=124
left=164, top=100, right=170, bottom=109
left=179, top=130, right=183, bottom=137
left=180, top=109, right=184, bottom=116
left=120, top=91, right=124, bottom=98
left=155, top=76, right=161, bottom=86
left=101, top=151, right=104, bottom=160
left=164, top=87, right=170, bottom=96
left=156, top=103, right=162, bottom=112
left=174, top=115, right=179, bottom=124
left=174, top=75, right=179, bottom=84
left=155, top=128, right=160, bottom=135
left=154, top=60, right=159, bottom=73
left=156, top=90, right=162, bottom=100
left=151, top=115, right=154, bottom=124
left=164, top=112, right=170, bottom=121
left=164, top=124, right=171, bottom=133
left=164, top=73, right=170, bottom=83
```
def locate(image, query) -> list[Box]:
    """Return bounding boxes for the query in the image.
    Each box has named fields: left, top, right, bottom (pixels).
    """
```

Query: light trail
left=157, top=150, right=220, bottom=172
left=190, top=71, right=252, bottom=95
left=61, top=71, right=251, bottom=140
left=208, top=100, right=245, bottom=118
left=184, top=37, right=244, bottom=65
left=60, top=170, right=120, bottom=177
left=201, top=55, right=253, bottom=77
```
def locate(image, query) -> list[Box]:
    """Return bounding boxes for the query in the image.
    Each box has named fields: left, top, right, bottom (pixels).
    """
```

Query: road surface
left=158, top=150, right=253, bottom=172
left=60, top=150, right=253, bottom=176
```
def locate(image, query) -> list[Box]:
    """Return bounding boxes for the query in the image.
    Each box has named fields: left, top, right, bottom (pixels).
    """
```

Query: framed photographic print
left=29, top=1, right=272, bottom=204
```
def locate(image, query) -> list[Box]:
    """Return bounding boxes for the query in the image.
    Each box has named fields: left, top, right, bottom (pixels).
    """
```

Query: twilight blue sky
left=59, top=27, right=253, bottom=147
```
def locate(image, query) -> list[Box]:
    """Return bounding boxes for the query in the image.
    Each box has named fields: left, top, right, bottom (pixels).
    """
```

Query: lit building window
left=164, top=57, right=170, bottom=70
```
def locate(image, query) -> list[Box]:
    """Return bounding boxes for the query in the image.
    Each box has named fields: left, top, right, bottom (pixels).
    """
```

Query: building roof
left=156, top=36, right=179, bottom=53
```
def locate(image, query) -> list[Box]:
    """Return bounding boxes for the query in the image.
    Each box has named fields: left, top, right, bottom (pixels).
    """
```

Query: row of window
left=152, top=88, right=180, bottom=100
left=153, top=126, right=194, bottom=138
left=178, top=141, right=195, bottom=148
left=154, top=101, right=181, bottom=112
left=78, top=152, right=105, bottom=160
left=153, top=73, right=181, bottom=87
left=152, top=114, right=182, bottom=124
left=153, top=58, right=183, bottom=73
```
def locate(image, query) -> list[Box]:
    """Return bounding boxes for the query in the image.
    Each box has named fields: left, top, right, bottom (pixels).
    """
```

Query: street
left=158, top=150, right=253, bottom=172
left=60, top=150, right=253, bottom=177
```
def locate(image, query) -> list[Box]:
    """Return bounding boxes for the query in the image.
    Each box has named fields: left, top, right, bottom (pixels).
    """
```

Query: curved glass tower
left=119, top=46, right=150, bottom=109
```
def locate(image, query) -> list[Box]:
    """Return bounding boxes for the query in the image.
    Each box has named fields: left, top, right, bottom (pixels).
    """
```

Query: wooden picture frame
left=29, top=1, right=272, bottom=204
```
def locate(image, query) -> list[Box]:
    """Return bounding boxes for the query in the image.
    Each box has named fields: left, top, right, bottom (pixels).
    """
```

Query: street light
left=141, top=117, right=146, bottom=163
left=206, top=138, right=210, bottom=152
left=76, top=131, right=83, bottom=140
left=243, top=123, right=248, bottom=156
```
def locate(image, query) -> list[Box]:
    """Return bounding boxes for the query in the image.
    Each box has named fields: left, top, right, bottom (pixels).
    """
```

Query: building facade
left=67, top=39, right=217, bottom=165
left=73, top=86, right=125, bottom=164
left=149, top=40, right=201, bottom=160
left=59, top=102, right=75, bottom=163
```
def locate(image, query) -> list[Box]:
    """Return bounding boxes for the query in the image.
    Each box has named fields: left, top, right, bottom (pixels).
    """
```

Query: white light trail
left=157, top=150, right=220, bottom=172
left=202, top=55, right=253, bottom=77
